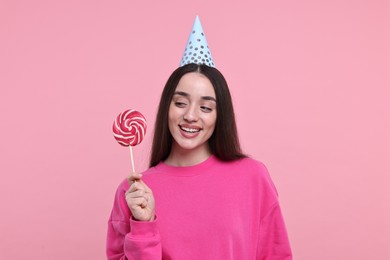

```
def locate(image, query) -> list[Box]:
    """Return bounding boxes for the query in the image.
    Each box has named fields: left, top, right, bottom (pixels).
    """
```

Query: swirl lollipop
left=113, top=109, right=147, bottom=173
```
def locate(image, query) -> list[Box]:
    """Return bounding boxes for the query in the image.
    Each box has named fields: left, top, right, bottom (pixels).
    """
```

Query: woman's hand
left=125, top=172, right=155, bottom=222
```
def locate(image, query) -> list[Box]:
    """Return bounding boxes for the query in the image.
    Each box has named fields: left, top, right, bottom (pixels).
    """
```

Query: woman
left=107, top=64, right=292, bottom=259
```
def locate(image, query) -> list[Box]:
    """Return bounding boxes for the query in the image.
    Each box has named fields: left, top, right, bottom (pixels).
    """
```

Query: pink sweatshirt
left=107, top=156, right=292, bottom=259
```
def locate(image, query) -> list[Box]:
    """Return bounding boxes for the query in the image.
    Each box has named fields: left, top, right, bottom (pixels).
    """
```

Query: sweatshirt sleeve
left=106, top=181, right=162, bottom=260
left=257, top=202, right=292, bottom=260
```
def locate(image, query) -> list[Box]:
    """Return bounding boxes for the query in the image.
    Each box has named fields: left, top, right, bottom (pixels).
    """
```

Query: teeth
left=181, top=126, right=200, bottom=133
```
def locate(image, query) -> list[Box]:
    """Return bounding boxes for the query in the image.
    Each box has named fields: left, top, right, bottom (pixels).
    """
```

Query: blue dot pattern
left=180, top=16, right=215, bottom=68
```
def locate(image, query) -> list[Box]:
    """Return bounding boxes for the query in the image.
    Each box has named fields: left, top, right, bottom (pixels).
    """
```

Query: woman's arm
left=106, top=174, right=161, bottom=259
left=107, top=217, right=161, bottom=259
left=257, top=202, right=292, bottom=260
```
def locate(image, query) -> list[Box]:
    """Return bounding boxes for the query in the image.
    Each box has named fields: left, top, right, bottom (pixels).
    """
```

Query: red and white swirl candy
left=113, top=109, right=147, bottom=147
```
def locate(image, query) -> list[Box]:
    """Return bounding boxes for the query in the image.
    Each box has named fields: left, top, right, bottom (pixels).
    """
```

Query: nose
left=183, top=105, right=198, bottom=122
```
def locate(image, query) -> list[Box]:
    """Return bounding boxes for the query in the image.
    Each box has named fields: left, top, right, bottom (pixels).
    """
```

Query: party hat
left=180, top=16, right=215, bottom=67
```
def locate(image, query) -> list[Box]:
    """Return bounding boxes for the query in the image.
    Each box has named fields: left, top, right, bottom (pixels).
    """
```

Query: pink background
left=1, top=0, right=389, bottom=259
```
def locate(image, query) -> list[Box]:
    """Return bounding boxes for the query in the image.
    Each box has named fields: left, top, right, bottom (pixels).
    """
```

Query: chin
left=173, top=139, right=209, bottom=152
left=178, top=142, right=202, bottom=151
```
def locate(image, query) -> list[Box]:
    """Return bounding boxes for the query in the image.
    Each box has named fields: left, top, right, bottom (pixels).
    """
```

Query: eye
left=174, top=102, right=187, bottom=108
left=201, top=106, right=212, bottom=112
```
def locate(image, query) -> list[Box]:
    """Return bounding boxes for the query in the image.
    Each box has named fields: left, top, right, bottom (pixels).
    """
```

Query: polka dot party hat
left=180, top=16, right=215, bottom=67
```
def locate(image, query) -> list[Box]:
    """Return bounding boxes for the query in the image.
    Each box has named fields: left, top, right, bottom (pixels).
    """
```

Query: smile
left=179, top=125, right=201, bottom=133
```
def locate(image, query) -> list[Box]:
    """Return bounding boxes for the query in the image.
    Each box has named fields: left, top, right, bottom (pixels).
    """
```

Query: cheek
left=168, top=106, right=181, bottom=132
left=206, top=114, right=217, bottom=129
left=168, top=115, right=175, bottom=130
left=168, top=105, right=176, bottom=122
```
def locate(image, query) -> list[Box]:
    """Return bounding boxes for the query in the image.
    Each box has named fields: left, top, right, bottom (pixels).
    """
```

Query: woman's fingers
left=125, top=174, right=155, bottom=221
left=126, top=188, right=147, bottom=198
left=127, top=177, right=152, bottom=194
left=128, top=172, right=142, bottom=185
left=125, top=187, right=148, bottom=210
left=127, top=181, right=139, bottom=193
left=128, top=197, right=148, bottom=209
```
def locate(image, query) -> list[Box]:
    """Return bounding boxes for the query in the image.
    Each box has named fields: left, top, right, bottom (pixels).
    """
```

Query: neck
left=165, top=144, right=212, bottom=167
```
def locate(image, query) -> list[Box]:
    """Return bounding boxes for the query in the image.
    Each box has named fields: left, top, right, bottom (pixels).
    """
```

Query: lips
left=179, top=125, right=202, bottom=138
left=179, top=126, right=201, bottom=133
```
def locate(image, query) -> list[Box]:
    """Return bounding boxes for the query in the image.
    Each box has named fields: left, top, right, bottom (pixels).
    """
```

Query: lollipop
left=113, top=109, right=147, bottom=173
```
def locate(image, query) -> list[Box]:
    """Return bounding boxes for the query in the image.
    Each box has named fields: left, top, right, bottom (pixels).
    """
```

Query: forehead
left=175, top=72, right=216, bottom=98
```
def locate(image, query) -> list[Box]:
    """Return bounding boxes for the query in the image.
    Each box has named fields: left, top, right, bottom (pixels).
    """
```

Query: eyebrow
left=173, top=91, right=217, bottom=102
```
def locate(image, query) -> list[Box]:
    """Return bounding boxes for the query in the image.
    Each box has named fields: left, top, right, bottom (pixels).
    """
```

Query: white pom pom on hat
left=179, top=16, right=215, bottom=68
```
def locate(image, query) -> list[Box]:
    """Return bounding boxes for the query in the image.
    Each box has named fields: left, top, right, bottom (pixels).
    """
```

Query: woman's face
left=168, top=72, right=217, bottom=155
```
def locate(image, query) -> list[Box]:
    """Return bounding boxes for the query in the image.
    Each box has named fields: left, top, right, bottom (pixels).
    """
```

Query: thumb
left=128, top=172, right=142, bottom=185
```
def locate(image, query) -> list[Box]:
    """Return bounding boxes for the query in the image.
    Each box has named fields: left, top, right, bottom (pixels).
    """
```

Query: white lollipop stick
left=129, top=146, right=136, bottom=173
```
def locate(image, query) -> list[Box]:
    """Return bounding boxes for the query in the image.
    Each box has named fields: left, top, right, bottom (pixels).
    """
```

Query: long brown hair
left=149, top=64, right=246, bottom=167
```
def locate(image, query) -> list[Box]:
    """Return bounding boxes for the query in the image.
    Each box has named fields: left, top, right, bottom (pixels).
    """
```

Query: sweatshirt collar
left=156, top=155, right=217, bottom=176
